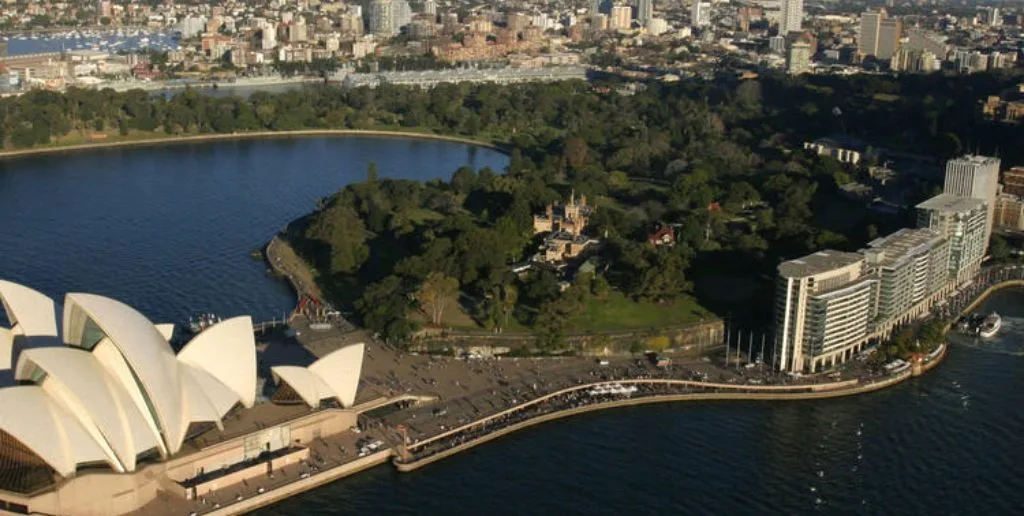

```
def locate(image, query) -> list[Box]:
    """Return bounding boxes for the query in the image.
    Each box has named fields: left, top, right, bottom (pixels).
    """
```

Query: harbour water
left=0, top=135, right=507, bottom=323
left=1, top=137, right=1022, bottom=514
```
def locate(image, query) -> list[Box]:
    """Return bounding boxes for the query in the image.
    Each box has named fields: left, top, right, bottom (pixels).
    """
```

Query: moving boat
left=979, top=312, right=1001, bottom=338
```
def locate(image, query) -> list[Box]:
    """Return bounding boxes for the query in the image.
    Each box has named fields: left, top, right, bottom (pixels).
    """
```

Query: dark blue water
left=262, top=311, right=1024, bottom=516
left=2, top=138, right=1023, bottom=515
left=0, top=136, right=506, bottom=323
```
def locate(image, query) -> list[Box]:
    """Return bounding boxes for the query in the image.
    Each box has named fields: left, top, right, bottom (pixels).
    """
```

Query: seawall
left=0, top=129, right=507, bottom=160
left=394, top=345, right=947, bottom=473
left=958, top=279, right=1024, bottom=316
left=206, top=449, right=392, bottom=516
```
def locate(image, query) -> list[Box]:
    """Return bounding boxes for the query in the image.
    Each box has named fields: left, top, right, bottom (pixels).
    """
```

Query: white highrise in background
left=691, top=1, right=711, bottom=28
left=779, top=0, right=803, bottom=34
left=943, top=155, right=1001, bottom=247
left=368, top=0, right=411, bottom=35
left=423, top=0, right=437, bottom=17
left=180, top=15, right=207, bottom=39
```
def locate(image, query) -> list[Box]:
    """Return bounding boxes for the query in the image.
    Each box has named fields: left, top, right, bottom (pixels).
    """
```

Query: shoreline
left=392, top=345, right=947, bottom=472
left=0, top=129, right=508, bottom=160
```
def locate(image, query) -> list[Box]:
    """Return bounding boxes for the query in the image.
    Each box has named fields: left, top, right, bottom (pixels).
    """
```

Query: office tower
left=691, top=1, right=711, bottom=28
left=943, top=155, right=1001, bottom=246
left=423, top=0, right=437, bottom=16
left=917, top=194, right=988, bottom=284
left=858, top=9, right=884, bottom=57
left=861, top=228, right=949, bottom=331
left=779, top=0, right=803, bottom=35
left=774, top=251, right=877, bottom=373
left=787, top=40, right=811, bottom=74
left=876, top=18, right=902, bottom=60
left=637, top=0, right=653, bottom=25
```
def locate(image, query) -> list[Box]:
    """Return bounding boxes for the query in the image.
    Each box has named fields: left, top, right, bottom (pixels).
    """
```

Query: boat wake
left=952, top=316, right=1024, bottom=356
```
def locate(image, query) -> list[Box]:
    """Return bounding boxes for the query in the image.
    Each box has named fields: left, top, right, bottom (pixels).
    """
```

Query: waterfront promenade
left=228, top=250, right=1019, bottom=514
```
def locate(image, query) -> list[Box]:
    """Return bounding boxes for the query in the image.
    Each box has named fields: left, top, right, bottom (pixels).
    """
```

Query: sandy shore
left=0, top=129, right=507, bottom=160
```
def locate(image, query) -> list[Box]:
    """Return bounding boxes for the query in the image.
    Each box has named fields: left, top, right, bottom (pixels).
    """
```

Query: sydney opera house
left=0, top=280, right=368, bottom=515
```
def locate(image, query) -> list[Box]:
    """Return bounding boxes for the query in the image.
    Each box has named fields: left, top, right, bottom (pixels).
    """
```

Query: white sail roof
left=177, top=316, right=257, bottom=408
left=0, top=327, right=12, bottom=371
left=15, top=347, right=160, bottom=472
left=271, top=343, right=365, bottom=409
left=0, top=280, right=366, bottom=480
left=309, top=343, right=365, bottom=408
left=0, top=280, right=59, bottom=341
left=63, top=293, right=187, bottom=454
left=0, top=386, right=109, bottom=477
left=155, top=324, right=175, bottom=341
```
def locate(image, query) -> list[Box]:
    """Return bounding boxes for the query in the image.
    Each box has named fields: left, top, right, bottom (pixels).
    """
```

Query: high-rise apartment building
left=691, top=1, right=711, bottom=28
left=775, top=251, right=877, bottom=373
left=861, top=228, right=949, bottom=332
left=636, top=0, right=653, bottom=25
left=943, top=155, right=1000, bottom=246
left=917, top=194, right=988, bottom=283
left=423, top=0, right=437, bottom=16
left=368, top=0, right=393, bottom=35
left=779, top=0, right=803, bottom=35
left=369, top=0, right=411, bottom=35
left=787, top=40, right=811, bottom=75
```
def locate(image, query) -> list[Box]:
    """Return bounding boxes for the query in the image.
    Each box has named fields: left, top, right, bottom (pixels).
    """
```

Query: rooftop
left=862, top=228, right=945, bottom=269
left=916, top=193, right=985, bottom=213
left=778, top=250, right=863, bottom=278
left=947, top=154, right=1001, bottom=167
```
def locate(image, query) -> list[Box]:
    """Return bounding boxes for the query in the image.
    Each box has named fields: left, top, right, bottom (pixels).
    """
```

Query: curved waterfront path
left=392, top=347, right=946, bottom=472
left=392, top=266, right=1024, bottom=474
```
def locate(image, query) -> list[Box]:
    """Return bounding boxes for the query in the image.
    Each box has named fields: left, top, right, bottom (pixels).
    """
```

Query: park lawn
left=565, top=291, right=713, bottom=333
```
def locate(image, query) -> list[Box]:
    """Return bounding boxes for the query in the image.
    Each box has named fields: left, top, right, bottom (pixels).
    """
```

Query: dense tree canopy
left=9, top=70, right=1020, bottom=344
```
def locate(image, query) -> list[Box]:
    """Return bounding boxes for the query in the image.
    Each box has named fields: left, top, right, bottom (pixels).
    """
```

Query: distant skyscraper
left=609, top=4, right=631, bottom=29
left=779, top=0, right=803, bottom=34
left=636, top=0, right=653, bottom=25
left=423, top=0, right=436, bottom=17
left=873, top=19, right=903, bottom=60
left=368, top=0, right=394, bottom=35
left=944, top=155, right=1001, bottom=246
left=691, top=1, right=711, bottom=28
left=858, top=10, right=883, bottom=57
left=369, top=0, right=411, bottom=35
left=787, top=40, right=811, bottom=74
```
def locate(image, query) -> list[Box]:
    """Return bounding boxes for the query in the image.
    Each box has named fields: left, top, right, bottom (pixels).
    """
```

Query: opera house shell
left=0, top=280, right=365, bottom=515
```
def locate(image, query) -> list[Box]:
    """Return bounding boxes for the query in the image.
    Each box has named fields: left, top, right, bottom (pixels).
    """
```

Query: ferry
left=979, top=312, right=1001, bottom=338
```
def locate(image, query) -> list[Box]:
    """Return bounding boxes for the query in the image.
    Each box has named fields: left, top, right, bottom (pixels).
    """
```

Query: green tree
left=416, top=272, right=460, bottom=326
